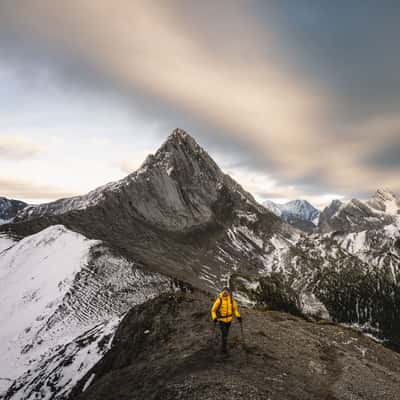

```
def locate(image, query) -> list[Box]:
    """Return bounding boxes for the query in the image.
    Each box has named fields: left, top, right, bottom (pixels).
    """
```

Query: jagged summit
left=141, top=128, right=222, bottom=183
left=166, top=127, right=194, bottom=143
left=373, top=188, right=397, bottom=200
left=149, top=128, right=205, bottom=161
left=318, top=189, right=400, bottom=233
left=368, top=188, right=399, bottom=215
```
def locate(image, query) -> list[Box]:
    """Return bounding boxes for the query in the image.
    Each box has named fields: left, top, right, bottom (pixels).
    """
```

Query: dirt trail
left=71, top=291, right=400, bottom=400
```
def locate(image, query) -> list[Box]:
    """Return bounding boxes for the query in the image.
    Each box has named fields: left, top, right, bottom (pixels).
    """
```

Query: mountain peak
left=168, top=127, right=191, bottom=142
left=139, top=128, right=222, bottom=183
left=373, top=188, right=397, bottom=202
left=157, top=128, right=204, bottom=157
left=368, top=188, right=399, bottom=215
left=263, top=198, right=320, bottom=232
left=11, top=128, right=261, bottom=233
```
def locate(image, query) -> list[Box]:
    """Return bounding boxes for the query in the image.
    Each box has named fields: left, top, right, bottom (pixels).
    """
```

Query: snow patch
left=299, top=293, right=330, bottom=320
left=0, top=225, right=98, bottom=387
left=82, top=373, right=96, bottom=393
left=0, top=225, right=172, bottom=398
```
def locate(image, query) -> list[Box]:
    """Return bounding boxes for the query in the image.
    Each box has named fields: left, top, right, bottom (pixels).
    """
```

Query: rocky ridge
left=69, top=291, right=400, bottom=400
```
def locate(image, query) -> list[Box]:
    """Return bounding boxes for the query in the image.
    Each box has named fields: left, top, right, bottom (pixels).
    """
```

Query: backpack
left=216, top=294, right=234, bottom=318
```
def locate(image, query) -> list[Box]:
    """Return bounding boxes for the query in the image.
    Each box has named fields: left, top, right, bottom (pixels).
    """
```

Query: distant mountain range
left=1, top=129, right=400, bottom=399
left=319, top=189, right=400, bottom=233
left=263, top=199, right=320, bottom=232
left=0, top=197, right=27, bottom=224
left=264, top=189, right=399, bottom=234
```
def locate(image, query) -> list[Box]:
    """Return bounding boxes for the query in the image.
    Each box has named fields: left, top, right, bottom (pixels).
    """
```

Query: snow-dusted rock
left=0, top=197, right=27, bottom=225
left=319, top=190, right=399, bottom=233
left=263, top=199, right=320, bottom=232
left=0, top=225, right=172, bottom=399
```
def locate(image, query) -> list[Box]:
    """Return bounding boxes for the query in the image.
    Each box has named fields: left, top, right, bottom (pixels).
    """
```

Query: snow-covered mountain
left=263, top=199, right=320, bottom=232
left=0, top=197, right=27, bottom=225
left=262, top=200, right=283, bottom=217
left=318, top=189, right=399, bottom=233
left=367, top=188, right=400, bottom=215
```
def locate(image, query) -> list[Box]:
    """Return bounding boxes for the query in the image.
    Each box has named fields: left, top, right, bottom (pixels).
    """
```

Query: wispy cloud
left=115, top=150, right=153, bottom=174
left=0, top=176, right=74, bottom=201
left=0, top=135, right=44, bottom=160
left=0, top=1, right=399, bottom=203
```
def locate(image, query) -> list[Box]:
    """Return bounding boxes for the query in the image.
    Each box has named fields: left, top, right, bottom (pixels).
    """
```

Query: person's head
left=222, top=286, right=230, bottom=296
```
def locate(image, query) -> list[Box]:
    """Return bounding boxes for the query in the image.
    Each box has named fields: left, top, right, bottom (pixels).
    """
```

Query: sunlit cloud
left=0, top=176, right=74, bottom=202
left=116, top=150, right=153, bottom=174
left=0, top=135, right=44, bottom=160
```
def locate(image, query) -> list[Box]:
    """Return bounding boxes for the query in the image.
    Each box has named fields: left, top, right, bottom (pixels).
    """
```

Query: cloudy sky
left=0, top=1, right=399, bottom=208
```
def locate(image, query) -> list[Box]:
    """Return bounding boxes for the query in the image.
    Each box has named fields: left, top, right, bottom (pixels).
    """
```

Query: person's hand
left=238, top=317, right=242, bottom=324
left=213, top=318, right=218, bottom=325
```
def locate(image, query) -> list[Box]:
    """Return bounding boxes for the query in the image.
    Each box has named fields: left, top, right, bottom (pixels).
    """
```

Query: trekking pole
left=240, top=320, right=249, bottom=363
left=211, top=320, right=218, bottom=346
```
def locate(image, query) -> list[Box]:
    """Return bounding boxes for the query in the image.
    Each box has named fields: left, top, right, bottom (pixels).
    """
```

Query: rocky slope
left=264, top=199, right=320, bottom=232
left=68, top=290, right=400, bottom=400
left=0, top=197, right=27, bottom=224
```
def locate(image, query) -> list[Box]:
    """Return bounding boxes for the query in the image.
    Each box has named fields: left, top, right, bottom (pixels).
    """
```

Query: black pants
left=219, top=321, right=231, bottom=352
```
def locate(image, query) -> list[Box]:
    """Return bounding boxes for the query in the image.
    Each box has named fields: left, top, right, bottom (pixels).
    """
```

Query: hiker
left=211, top=287, right=242, bottom=353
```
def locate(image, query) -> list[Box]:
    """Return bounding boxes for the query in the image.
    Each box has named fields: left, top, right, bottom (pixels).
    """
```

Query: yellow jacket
left=211, top=292, right=241, bottom=323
